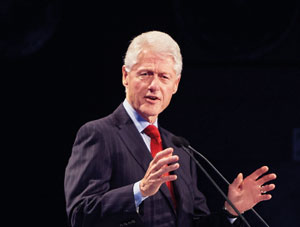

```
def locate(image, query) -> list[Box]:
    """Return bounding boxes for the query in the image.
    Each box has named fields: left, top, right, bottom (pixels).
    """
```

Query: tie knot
left=144, top=125, right=161, bottom=139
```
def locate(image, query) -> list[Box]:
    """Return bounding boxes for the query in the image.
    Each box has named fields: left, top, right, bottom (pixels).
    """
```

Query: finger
left=152, top=163, right=180, bottom=179
left=147, top=172, right=178, bottom=186
left=231, top=173, right=243, bottom=188
left=260, top=184, right=276, bottom=193
left=259, top=193, right=272, bottom=201
left=160, top=174, right=178, bottom=182
left=152, top=155, right=179, bottom=172
left=153, top=148, right=174, bottom=162
left=257, top=173, right=277, bottom=186
left=248, top=166, right=269, bottom=181
left=149, top=148, right=175, bottom=170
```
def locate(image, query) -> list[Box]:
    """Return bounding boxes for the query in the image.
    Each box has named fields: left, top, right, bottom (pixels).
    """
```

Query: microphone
left=172, top=136, right=270, bottom=227
left=172, top=136, right=233, bottom=185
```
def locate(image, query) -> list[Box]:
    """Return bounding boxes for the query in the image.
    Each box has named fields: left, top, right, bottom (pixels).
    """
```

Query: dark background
left=2, top=0, right=299, bottom=226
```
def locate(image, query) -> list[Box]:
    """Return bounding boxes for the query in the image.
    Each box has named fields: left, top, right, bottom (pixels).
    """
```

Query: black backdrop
left=2, top=0, right=300, bottom=226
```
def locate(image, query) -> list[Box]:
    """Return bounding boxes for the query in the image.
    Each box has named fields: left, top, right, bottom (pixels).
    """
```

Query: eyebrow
left=137, top=68, right=171, bottom=75
left=137, top=67, right=153, bottom=72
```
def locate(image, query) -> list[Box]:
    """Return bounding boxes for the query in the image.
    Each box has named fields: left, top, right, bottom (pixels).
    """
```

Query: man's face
left=122, top=49, right=180, bottom=123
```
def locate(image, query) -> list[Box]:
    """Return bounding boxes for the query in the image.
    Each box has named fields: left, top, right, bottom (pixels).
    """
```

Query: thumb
left=231, top=173, right=243, bottom=188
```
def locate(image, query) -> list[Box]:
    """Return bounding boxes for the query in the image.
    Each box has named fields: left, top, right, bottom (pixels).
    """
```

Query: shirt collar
left=123, top=99, right=158, bottom=133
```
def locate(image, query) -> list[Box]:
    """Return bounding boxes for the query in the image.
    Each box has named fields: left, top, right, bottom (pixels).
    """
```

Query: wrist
left=139, top=179, right=147, bottom=197
left=223, top=202, right=239, bottom=218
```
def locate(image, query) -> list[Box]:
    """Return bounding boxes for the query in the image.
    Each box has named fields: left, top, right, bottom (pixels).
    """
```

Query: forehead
left=132, top=49, right=175, bottom=72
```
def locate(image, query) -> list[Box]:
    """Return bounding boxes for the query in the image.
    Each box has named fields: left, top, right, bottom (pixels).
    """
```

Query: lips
left=145, top=95, right=160, bottom=102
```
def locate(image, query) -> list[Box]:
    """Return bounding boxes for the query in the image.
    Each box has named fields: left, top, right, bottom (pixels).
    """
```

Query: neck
left=136, top=110, right=157, bottom=124
left=125, top=98, right=158, bottom=124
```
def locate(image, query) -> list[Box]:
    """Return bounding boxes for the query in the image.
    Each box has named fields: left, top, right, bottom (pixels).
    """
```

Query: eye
left=139, top=71, right=153, bottom=76
left=160, top=74, right=170, bottom=80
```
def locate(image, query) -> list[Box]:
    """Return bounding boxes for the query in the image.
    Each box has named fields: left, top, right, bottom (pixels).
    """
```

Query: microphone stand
left=180, top=145, right=252, bottom=227
left=187, top=144, right=270, bottom=227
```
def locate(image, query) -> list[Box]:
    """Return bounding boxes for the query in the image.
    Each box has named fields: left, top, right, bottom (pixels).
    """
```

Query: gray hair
left=124, top=31, right=182, bottom=77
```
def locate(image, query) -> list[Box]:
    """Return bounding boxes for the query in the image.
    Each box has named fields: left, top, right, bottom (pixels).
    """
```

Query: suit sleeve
left=64, top=122, right=141, bottom=227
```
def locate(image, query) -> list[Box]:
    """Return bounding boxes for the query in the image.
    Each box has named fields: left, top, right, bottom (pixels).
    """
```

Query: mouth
left=145, top=95, right=160, bottom=102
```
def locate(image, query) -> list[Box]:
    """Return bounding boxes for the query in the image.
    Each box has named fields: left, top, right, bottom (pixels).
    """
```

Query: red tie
left=143, top=125, right=176, bottom=207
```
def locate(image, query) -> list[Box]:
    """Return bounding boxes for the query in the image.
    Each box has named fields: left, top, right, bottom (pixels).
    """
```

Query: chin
left=144, top=111, right=159, bottom=118
left=140, top=109, right=160, bottom=120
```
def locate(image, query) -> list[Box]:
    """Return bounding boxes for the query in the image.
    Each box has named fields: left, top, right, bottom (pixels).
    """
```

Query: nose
left=148, top=74, right=160, bottom=92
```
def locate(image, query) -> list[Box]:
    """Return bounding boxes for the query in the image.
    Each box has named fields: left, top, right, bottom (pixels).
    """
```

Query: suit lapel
left=119, top=122, right=153, bottom=172
left=111, top=105, right=178, bottom=214
left=160, top=128, right=190, bottom=213
left=112, top=104, right=153, bottom=172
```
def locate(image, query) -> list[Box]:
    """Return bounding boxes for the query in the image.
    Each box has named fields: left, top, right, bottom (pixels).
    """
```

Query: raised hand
left=140, top=148, right=179, bottom=197
left=225, top=166, right=277, bottom=215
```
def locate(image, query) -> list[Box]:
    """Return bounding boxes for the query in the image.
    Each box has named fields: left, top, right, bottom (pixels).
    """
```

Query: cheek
left=129, top=81, right=146, bottom=98
left=133, top=83, right=144, bottom=96
left=162, top=88, right=174, bottom=104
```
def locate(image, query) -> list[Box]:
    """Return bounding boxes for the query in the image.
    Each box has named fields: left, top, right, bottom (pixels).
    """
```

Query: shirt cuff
left=133, top=180, right=149, bottom=209
left=228, top=217, right=237, bottom=224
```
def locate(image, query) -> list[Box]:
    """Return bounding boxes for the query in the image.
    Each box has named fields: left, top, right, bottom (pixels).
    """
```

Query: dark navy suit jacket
left=64, top=104, right=241, bottom=227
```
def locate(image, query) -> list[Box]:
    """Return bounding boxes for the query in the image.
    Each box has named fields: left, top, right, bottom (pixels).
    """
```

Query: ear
left=122, top=65, right=129, bottom=87
left=172, top=75, right=181, bottom=94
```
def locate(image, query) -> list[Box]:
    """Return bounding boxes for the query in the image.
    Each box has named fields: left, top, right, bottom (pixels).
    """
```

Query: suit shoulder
left=76, top=104, right=126, bottom=135
left=78, top=114, right=115, bottom=135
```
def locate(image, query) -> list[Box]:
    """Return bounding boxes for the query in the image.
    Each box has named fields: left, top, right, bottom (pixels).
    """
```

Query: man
left=64, top=31, right=276, bottom=227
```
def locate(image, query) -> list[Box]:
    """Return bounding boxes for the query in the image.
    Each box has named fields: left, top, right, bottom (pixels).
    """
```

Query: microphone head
left=172, top=136, right=190, bottom=148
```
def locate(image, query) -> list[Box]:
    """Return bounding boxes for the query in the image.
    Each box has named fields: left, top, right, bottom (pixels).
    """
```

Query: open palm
left=226, top=166, right=277, bottom=215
